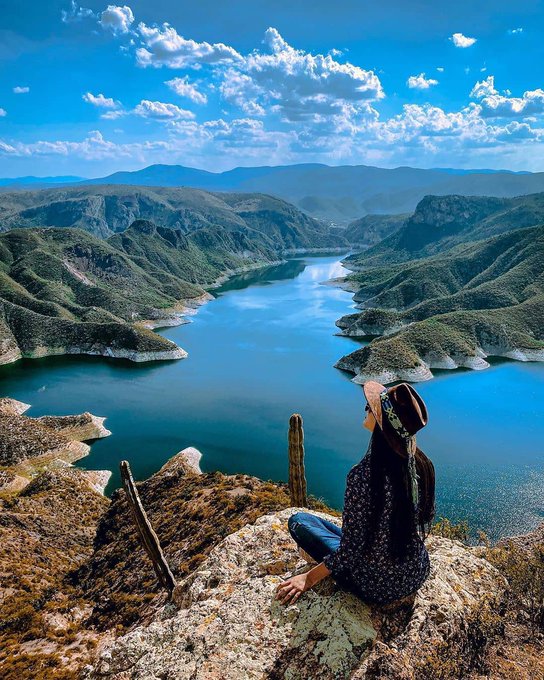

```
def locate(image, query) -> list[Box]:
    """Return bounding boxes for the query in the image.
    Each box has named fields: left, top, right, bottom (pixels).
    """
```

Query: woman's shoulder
left=348, top=449, right=372, bottom=480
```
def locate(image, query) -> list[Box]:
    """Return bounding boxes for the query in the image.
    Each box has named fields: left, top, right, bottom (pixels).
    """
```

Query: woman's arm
left=322, top=460, right=371, bottom=579
left=275, top=561, right=331, bottom=605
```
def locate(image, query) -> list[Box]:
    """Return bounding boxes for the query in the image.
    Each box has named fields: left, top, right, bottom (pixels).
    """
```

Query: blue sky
left=1, top=0, right=543, bottom=176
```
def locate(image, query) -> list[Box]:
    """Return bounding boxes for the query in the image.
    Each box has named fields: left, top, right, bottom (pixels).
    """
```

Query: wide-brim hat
left=363, top=380, right=428, bottom=456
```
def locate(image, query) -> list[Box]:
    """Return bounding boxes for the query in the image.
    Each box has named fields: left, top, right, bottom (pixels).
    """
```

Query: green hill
left=344, top=213, right=408, bottom=247
left=0, top=185, right=347, bottom=250
left=336, top=224, right=544, bottom=383
left=0, top=219, right=292, bottom=366
left=345, top=192, right=544, bottom=268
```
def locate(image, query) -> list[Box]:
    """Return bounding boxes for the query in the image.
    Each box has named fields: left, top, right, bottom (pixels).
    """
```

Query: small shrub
left=486, top=541, right=544, bottom=636
left=431, top=517, right=470, bottom=543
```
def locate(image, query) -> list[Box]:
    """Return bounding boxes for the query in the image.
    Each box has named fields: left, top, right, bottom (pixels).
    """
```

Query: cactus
left=288, top=413, right=308, bottom=507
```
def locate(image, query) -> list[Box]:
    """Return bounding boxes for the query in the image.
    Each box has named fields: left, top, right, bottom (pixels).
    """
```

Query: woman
left=275, top=380, right=435, bottom=606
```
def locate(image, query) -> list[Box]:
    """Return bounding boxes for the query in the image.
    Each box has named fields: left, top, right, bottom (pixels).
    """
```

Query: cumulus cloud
left=220, top=27, right=383, bottom=127
left=508, top=28, right=523, bottom=35
left=61, top=1, right=95, bottom=23
left=436, top=67, right=444, bottom=73
left=450, top=32, right=477, bottom=48
left=82, top=92, right=120, bottom=109
left=0, top=108, right=6, bottom=117
left=136, top=22, right=241, bottom=68
left=407, top=73, right=439, bottom=90
left=99, top=5, right=134, bottom=34
left=13, top=86, right=29, bottom=94
left=470, top=76, right=544, bottom=117
left=165, top=76, right=207, bottom=104
left=132, top=99, right=195, bottom=120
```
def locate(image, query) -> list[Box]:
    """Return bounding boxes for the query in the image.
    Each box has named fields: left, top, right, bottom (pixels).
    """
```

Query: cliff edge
left=90, top=507, right=506, bottom=680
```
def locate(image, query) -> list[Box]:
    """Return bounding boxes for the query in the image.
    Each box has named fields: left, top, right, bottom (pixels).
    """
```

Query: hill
left=75, top=163, right=544, bottom=222
left=344, top=213, right=409, bottom=247
left=344, top=192, right=544, bottom=268
left=0, top=185, right=346, bottom=249
left=0, top=218, right=302, bottom=366
left=335, top=224, right=544, bottom=383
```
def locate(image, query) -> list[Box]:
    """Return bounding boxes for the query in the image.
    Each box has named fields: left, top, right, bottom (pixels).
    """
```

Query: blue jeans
left=287, top=511, right=342, bottom=563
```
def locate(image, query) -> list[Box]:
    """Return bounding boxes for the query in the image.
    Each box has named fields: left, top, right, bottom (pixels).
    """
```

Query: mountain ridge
left=3, top=163, right=544, bottom=223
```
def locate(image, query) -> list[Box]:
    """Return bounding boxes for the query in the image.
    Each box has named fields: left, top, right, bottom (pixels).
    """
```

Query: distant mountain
left=335, top=223, right=544, bottom=383
left=344, top=192, right=544, bottom=268
left=344, top=213, right=409, bottom=246
left=77, top=163, right=544, bottom=222
left=4, top=164, right=544, bottom=222
left=0, top=185, right=347, bottom=250
left=0, top=176, right=85, bottom=189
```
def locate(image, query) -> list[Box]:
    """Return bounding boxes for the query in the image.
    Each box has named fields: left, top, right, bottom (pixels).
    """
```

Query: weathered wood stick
left=119, top=460, right=177, bottom=595
left=288, top=413, right=308, bottom=507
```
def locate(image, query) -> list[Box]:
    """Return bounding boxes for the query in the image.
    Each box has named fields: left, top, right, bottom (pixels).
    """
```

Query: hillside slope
left=0, top=184, right=347, bottom=249
left=336, top=224, right=544, bottom=383
left=0, top=219, right=292, bottom=366
left=345, top=192, right=544, bottom=268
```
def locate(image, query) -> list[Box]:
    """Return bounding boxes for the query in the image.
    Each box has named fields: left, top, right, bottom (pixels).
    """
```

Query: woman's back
left=323, top=450, right=430, bottom=604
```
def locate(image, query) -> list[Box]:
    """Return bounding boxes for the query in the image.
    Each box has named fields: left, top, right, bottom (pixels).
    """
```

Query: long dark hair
left=363, top=421, right=435, bottom=561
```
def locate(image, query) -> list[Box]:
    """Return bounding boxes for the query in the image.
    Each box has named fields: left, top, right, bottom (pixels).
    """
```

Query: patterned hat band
left=379, top=389, right=419, bottom=511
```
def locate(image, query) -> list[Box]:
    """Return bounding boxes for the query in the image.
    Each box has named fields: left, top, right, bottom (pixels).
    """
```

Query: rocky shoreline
left=335, top=334, right=544, bottom=384
left=0, top=397, right=112, bottom=489
left=329, top=287, right=544, bottom=386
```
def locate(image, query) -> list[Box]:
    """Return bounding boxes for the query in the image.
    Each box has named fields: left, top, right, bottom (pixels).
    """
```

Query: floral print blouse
left=323, top=449, right=430, bottom=604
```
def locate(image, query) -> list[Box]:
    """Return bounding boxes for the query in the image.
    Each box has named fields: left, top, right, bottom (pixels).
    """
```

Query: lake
left=1, top=254, right=543, bottom=540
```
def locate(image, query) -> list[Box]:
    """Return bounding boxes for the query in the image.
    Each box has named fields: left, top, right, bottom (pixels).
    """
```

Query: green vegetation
left=0, top=186, right=347, bottom=365
left=0, top=184, right=347, bottom=248
left=345, top=192, right=544, bottom=268
left=337, top=223, right=544, bottom=380
left=345, top=213, right=408, bottom=247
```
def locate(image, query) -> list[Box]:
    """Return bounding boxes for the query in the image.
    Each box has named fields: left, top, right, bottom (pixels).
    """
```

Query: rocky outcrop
left=37, top=412, right=112, bottom=441
left=91, top=508, right=506, bottom=680
left=0, top=398, right=111, bottom=479
left=0, top=400, right=113, bottom=677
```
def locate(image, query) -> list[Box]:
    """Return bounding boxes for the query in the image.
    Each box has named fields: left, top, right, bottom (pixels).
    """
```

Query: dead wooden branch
left=119, top=460, right=177, bottom=596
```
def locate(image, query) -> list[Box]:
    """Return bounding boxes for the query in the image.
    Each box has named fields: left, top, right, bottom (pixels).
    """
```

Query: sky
left=0, top=0, right=544, bottom=177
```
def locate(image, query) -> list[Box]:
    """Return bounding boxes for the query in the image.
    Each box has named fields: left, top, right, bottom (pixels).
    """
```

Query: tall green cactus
left=288, top=413, right=307, bottom=507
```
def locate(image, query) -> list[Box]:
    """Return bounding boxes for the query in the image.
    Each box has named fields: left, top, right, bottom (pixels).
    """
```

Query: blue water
left=1, top=255, right=543, bottom=539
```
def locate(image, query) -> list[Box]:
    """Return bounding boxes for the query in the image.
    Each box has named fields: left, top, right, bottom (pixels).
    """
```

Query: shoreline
left=328, top=262, right=544, bottom=384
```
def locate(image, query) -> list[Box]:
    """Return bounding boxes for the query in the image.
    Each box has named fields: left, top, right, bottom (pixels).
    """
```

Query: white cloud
left=132, top=100, right=195, bottom=120
left=61, top=1, right=95, bottom=23
left=165, top=76, right=207, bottom=104
left=508, top=28, right=523, bottom=35
left=407, top=73, right=439, bottom=90
left=135, top=22, right=241, bottom=69
left=13, top=86, right=29, bottom=94
left=450, top=32, right=477, bottom=48
left=470, top=76, right=544, bottom=117
left=0, top=108, right=6, bottom=117
left=436, top=67, right=444, bottom=73
left=82, top=92, right=120, bottom=109
left=99, top=5, right=134, bottom=34
left=220, top=28, right=383, bottom=126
